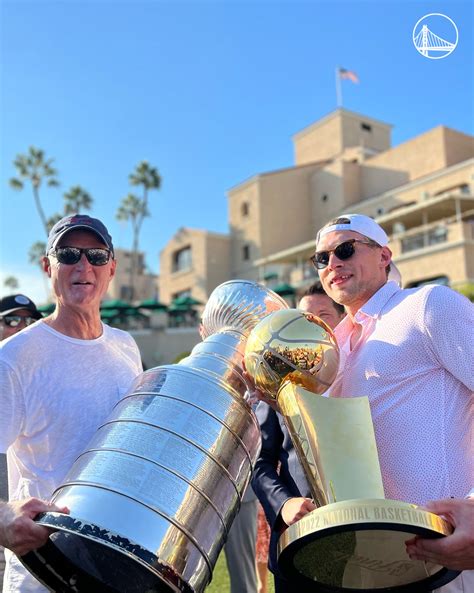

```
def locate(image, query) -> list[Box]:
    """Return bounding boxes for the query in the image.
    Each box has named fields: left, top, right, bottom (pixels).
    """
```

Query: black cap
left=0, top=294, right=42, bottom=319
left=46, top=214, right=114, bottom=256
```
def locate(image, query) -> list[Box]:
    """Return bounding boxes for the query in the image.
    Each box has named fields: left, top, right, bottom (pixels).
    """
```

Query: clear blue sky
left=1, top=0, right=473, bottom=304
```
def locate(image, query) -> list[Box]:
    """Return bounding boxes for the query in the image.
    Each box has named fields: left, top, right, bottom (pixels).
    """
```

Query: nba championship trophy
left=21, top=280, right=288, bottom=593
left=244, top=309, right=459, bottom=592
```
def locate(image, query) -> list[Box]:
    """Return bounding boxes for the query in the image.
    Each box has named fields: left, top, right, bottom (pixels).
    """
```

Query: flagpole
left=335, top=66, right=342, bottom=108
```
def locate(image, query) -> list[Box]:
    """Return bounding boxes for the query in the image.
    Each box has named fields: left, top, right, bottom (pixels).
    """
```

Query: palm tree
left=117, top=161, right=161, bottom=301
left=64, top=185, right=93, bottom=214
left=4, top=276, right=19, bottom=290
left=116, top=194, right=149, bottom=300
left=10, top=147, right=60, bottom=237
left=46, top=213, right=63, bottom=231
left=29, top=241, right=50, bottom=300
left=129, top=160, right=161, bottom=215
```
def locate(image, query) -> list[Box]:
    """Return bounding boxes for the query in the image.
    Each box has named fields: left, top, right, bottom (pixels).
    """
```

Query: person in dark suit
left=250, top=282, right=345, bottom=593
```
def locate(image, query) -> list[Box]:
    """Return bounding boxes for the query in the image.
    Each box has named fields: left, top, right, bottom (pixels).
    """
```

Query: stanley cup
left=21, top=280, right=289, bottom=593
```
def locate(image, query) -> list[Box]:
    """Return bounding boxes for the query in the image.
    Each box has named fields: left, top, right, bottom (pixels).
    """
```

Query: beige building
left=159, top=227, right=231, bottom=305
left=107, top=248, right=159, bottom=302
left=159, top=108, right=474, bottom=307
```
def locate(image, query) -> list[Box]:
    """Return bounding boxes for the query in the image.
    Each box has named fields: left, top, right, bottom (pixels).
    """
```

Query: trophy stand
left=276, top=383, right=459, bottom=592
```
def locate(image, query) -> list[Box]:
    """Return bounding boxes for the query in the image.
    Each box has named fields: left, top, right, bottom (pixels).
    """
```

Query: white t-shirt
left=0, top=319, right=143, bottom=593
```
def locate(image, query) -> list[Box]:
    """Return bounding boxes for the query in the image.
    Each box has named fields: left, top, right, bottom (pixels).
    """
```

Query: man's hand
left=0, top=498, right=69, bottom=556
left=281, top=497, right=316, bottom=527
left=242, top=368, right=278, bottom=411
left=406, top=498, right=474, bottom=570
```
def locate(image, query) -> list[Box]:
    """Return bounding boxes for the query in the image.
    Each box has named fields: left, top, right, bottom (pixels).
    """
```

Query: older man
left=0, top=214, right=143, bottom=593
left=251, top=282, right=345, bottom=593
left=313, top=214, right=473, bottom=593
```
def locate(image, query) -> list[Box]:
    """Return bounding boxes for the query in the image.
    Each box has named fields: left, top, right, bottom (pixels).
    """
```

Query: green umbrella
left=272, top=282, right=296, bottom=296
left=263, top=272, right=278, bottom=281
left=168, top=303, right=190, bottom=313
left=137, top=298, right=167, bottom=310
left=172, top=295, right=202, bottom=307
left=122, top=307, right=147, bottom=318
left=100, top=308, right=121, bottom=319
left=37, top=303, right=56, bottom=314
left=100, top=299, right=130, bottom=310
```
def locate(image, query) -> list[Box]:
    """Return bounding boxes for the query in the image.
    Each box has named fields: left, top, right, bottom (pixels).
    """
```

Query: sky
left=1, top=0, right=473, bottom=304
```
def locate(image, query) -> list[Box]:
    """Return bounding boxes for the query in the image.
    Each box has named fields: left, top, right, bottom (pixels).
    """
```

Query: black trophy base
left=20, top=513, right=192, bottom=593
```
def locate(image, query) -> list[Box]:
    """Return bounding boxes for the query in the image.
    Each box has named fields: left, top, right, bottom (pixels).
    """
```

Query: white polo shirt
left=331, top=281, right=473, bottom=505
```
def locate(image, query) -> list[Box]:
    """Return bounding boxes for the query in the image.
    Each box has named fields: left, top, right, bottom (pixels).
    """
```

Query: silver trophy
left=21, top=280, right=288, bottom=593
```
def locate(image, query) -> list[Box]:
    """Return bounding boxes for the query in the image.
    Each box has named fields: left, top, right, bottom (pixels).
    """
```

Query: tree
left=29, top=241, right=50, bottom=300
left=117, top=161, right=161, bottom=301
left=10, top=146, right=60, bottom=237
left=4, top=276, right=19, bottom=290
left=129, top=160, right=161, bottom=215
left=46, top=213, right=63, bottom=232
left=116, top=194, right=149, bottom=300
left=64, top=185, right=93, bottom=214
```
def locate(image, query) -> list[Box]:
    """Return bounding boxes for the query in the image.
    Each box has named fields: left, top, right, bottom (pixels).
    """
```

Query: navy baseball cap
left=0, top=294, right=42, bottom=319
left=46, top=214, right=114, bottom=256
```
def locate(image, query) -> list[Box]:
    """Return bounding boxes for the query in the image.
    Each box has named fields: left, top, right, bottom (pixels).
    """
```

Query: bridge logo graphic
left=413, top=13, right=458, bottom=59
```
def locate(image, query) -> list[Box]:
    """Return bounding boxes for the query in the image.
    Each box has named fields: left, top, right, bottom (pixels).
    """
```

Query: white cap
left=316, top=214, right=390, bottom=247
left=316, top=214, right=402, bottom=286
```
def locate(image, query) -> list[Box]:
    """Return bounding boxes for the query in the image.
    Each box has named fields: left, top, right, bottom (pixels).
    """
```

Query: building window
left=361, top=122, right=372, bottom=132
left=401, top=226, right=448, bottom=253
left=321, top=194, right=328, bottom=202
left=406, top=276, right=449, bottom=288
left=376, top=207, right=385, bottom=215
left=120, top=286, right=133, bottom=301
left=172, top=246, right=192, bottom=273
left=242, top=245, right=250, bottom=261
left=172, top=289, right=191, bottom=300
left=241, top=202, right=250, bottom=217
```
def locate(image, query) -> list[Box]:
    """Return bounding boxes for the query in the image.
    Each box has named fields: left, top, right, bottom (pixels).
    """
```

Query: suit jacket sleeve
left=251, top=402, right=299, bottom=530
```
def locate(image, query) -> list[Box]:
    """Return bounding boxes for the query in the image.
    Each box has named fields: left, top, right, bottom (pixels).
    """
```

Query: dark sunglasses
left=311, top=239, right=374, bottom=270
left=1, top=315, right=38, bottom=327
left=50, top=246, right=112, bottom=266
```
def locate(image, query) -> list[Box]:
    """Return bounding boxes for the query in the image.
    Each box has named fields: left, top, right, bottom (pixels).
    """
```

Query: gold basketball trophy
left=244, top=309, right=459, bottom=592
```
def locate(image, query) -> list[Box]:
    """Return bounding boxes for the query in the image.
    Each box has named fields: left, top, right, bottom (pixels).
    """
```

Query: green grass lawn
left=206, top=551, right=275, bottom=593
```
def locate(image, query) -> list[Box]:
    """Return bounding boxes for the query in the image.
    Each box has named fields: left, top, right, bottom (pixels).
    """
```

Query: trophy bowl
left=244, top=309, right=340, bottom=400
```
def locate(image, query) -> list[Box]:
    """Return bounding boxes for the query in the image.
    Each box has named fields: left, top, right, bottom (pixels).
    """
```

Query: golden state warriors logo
left=413, top=13, right=458, bottom=60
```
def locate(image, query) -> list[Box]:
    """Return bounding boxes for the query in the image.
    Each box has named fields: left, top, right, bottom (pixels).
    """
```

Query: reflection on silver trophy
left=21, top=280, right=288, bottom=593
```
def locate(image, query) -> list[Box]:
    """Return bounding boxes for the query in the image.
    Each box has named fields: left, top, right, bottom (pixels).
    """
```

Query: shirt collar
left=335, top=281, right=401, bottom=336
left=359, top=280, right=400, bottom=320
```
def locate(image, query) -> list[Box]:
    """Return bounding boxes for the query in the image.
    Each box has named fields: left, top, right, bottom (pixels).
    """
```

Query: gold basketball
left=244, top=309, right=339, bottom=400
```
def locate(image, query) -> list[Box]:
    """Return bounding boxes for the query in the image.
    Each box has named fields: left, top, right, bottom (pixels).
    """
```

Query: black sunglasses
left=50, top=246, right=112, bottom=266
left=311, top=239, right=374, bottom=270
left=1, top=315, right=38, bottom=327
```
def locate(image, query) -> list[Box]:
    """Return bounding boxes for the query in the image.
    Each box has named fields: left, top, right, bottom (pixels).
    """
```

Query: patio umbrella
left=100, top=299, right=130, bottom=310
left=272, top=282, right=296, bottom=296
left=37, top=303, right=56, bottom=314
left=168, top=303, right=190, bottom=313
left=137, top=298, right=167, bottom=310
left=172, top=295, right=203, bottom=308
left=100, top=308, right=121, bottom=320
left=122, top=307, right=147, bottom=318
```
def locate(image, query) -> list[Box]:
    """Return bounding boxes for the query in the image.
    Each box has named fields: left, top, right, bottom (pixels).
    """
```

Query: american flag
left=338, top=68, right=359, bottom=83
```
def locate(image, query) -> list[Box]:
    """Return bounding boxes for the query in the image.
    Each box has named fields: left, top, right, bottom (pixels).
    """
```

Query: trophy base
left=277, top=499, right=460, bottom=592
left=20, top=512, right=193, bottom=593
